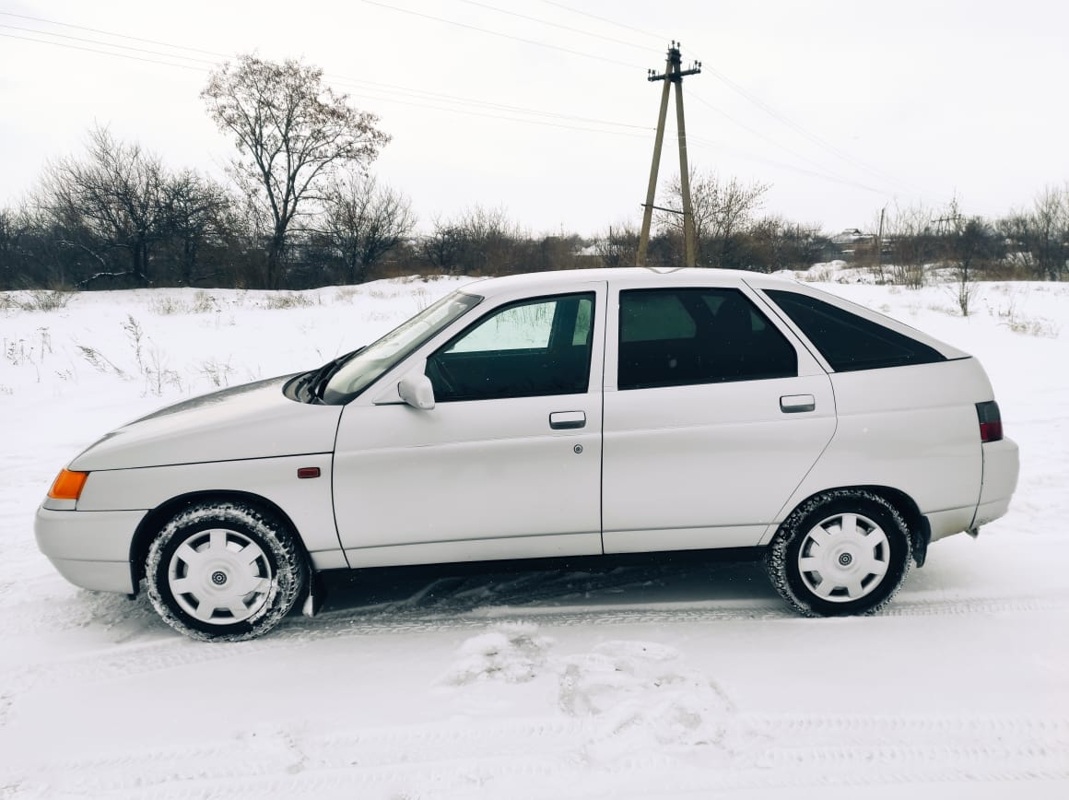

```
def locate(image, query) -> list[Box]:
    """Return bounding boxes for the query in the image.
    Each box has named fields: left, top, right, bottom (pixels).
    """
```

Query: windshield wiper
left=307, top=347, right=364, bottom=402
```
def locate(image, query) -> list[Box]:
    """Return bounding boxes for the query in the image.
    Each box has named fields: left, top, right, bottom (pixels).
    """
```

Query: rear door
left=601, top=276, right=836, bottom=553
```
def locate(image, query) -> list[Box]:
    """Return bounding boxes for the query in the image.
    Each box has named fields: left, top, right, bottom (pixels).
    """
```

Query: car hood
left=70, top=376, right=344, bottom=471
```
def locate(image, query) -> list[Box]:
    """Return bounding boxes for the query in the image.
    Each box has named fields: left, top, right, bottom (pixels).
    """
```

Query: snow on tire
left=765, top=489, right=912, bottom=617
left=144, top=502, right=308, bottom=642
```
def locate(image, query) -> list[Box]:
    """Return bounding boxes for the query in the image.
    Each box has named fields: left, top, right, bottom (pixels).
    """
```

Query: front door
left=332, top=288, right=606, bottom=568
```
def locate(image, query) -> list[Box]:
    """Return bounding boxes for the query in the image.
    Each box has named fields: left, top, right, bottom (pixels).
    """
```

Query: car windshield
left=321, top=290, right=482, bottom=404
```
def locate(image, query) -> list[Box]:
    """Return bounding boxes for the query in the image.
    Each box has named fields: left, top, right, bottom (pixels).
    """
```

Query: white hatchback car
left=36, top=268, right=1019, bottom=640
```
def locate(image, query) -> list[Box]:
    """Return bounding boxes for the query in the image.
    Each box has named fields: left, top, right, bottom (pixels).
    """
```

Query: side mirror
left=398, top=370, right=435, bottom=410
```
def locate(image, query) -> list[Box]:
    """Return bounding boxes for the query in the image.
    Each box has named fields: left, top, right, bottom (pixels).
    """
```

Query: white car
left=36, top=268, right=1019, bottom=640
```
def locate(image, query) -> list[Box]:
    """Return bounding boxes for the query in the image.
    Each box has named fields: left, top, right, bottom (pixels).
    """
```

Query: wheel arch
left=128, top=490, right=309, bottom=592
left=779, top=484, right=930, bottom=567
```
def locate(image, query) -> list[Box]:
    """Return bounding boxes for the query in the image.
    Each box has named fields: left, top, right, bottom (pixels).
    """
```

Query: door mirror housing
left=398, top=369, right=435, bottom=410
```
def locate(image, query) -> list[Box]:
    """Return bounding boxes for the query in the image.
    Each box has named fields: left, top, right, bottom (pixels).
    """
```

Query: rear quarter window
left=765, top=289, right=946, bottom=372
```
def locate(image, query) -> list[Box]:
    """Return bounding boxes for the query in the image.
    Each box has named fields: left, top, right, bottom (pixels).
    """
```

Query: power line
left=693, top=58, right=922, bottom=196
left=0, top=30, right=208, bottom=72
left=451, top=0, right=652, bottom=53
left=0, top=25, right=650, bottom=141
left=358, top=0, right=642, bottom=70
left=688, top=91, right=888, bottom=195
left=0, top=23, right=217, bottom=65
left=328, top=75, right=651, bottom=132
left=1, top=16, right=648, bottom=133
left=0, top=11, right=227, bottom=58
left=686, top=133, right=892, bottom=196
left=537, top=0, right=667, bottom=45
left=362, top=1, right=920, bottom=200
left=4, top=5, right=934, bottom=208
left=342, top=88, right=652, bottom=139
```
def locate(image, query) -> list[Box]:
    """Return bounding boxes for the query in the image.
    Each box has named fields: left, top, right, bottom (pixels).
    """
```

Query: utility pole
left=876, top=205, right=886, bottom=273
left=637, top=42, right=702, bottom=267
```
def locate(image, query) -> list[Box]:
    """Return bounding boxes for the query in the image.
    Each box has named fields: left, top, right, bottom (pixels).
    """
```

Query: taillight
left=976, top=401, right=1003, bottom=443
left=48, top=468, right=89, bottom=501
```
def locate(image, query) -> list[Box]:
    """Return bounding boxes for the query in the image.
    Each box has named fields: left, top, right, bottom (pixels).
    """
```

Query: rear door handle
left=549, top=411, right=586, bottom=430
left=780, top=394, right=816, bottom=413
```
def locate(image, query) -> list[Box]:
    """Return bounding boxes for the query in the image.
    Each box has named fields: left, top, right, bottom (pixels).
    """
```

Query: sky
left=1, top=0, right=1067, bottom=237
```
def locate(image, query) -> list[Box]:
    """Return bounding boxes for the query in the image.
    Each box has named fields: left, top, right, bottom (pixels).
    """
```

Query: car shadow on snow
left=313, top=549, right=786, bottom=621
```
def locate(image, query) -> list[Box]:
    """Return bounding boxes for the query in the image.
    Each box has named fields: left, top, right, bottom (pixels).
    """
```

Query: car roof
left=453, top=267, right=970, bottom=360
left=457, top=267, right=800, bottom=298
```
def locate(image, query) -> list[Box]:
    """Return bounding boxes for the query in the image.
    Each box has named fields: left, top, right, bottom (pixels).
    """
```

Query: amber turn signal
left=48, top=469, right=89, bottom=501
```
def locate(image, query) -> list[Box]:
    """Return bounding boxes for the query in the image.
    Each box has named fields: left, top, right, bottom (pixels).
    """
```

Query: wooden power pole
left=637, top=42, right=702, bottom=267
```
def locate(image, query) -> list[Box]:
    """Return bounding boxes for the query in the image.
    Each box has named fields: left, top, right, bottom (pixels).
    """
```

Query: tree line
left=1, top=54, right=1066, bottom=291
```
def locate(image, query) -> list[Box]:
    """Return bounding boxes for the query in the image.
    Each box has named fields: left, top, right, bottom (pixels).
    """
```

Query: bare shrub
left=191, top=290, right=221, bottom=313
left=199, top=358, right=234, bottom=387
left=262, top=292, right=314, bottom=309
left=150, top=296, right=188, bottom=315
left=144, top=346, right=181, bottom=396
left=1, top=289, right=73, bottom=312
left=76, top=345, right=125, bottom=375
left=122, top=315, right=145, bottom=373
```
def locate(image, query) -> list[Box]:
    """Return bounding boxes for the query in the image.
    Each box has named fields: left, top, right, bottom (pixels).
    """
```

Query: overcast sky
left=2, top=0, right=1066, bottom=237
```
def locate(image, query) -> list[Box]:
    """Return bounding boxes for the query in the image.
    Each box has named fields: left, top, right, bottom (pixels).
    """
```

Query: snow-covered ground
left=1, top=268, right=1067, bottom=799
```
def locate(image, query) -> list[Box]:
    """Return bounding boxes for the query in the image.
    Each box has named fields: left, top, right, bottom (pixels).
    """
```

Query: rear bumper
left=35, top=507, right=146, bottom=594
left=973, top=436, right=1020, bottom=528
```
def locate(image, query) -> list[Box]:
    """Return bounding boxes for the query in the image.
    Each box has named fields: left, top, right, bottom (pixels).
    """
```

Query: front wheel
left=765, top=490, right=912, bottom=617
left=145, top=502, right=308, bottom=641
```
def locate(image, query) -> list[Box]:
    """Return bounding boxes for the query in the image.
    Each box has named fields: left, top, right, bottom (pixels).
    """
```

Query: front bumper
left=35, top=507, right=147, bottom=594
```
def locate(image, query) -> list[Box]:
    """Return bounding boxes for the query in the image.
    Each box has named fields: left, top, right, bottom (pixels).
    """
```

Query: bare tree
left=455, top=205, right=525, bottom=274
left=595, top=223, right=639, bottom=268
left=420, top=206, right=524, bottom=275
left=202, top=54, right=390, bottom=288
left=742, top=216, right=827, bottom=273
left=1020, top=185, right=1069, bottom=281
left=0, top=207, right=30, bottom=287
left=938, top=198, right=1000, bottom=315
left=319, top=172, right=415, bottom=284
left=660, top=169, right=770, bottom=266
left=882, top=203, right=938, bottom=288
left=159, top=170, right=234, bottom=285
left=420, top=220, right=467, bottom=275
left=37, top=126, right=167, bottom=286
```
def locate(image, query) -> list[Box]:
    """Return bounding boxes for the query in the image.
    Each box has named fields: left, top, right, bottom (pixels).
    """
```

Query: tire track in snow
left=4, top=591, right=1066, bottom=694
left=12, top=714, right=1068, bottom=799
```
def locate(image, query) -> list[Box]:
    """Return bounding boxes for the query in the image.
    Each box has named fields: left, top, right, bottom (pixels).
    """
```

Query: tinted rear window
left=765, top=289, right=946, bottom=372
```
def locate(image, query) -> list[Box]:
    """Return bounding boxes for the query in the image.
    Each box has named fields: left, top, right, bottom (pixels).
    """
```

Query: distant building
left=831, top=228, right=876, bottom=259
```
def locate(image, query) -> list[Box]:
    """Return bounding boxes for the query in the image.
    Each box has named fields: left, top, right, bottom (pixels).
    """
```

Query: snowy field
left=1, top=268, right=1067, bottom=799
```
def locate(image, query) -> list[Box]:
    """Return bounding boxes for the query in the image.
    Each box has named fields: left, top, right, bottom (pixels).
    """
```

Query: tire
left=145, top=502, right=308, bottom=641
left=765, top=490, right=912, bottom=617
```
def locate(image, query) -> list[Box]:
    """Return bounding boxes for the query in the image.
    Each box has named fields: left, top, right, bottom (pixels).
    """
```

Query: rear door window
left=618, top=288, right=798, bottom=390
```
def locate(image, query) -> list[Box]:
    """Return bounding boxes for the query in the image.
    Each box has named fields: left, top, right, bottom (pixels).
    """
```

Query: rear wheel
left=765, top=490, right=912, bottom=617
left=145, top=502, right=307, bottom=641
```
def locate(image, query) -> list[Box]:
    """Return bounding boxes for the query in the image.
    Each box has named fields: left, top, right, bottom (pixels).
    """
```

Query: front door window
left=426, top=293, right=596, bottom=402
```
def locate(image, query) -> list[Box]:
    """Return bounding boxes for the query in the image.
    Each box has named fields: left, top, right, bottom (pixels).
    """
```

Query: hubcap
left=796, top=512, right=890, bottom=602
left=167, top=528, right=272, bottom=624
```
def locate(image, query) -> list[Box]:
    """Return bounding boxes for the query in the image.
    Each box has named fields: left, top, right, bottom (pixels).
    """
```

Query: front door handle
left=549, top=411, right=586, bottom=430
left=780, top=394, right=816, bottom=413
